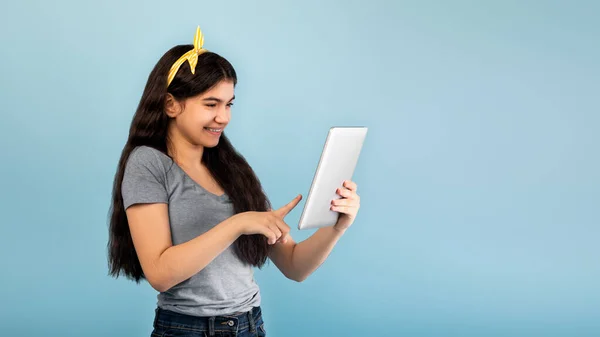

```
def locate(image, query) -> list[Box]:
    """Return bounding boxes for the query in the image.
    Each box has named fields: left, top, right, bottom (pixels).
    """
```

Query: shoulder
left=129, top=146, right=170, bottom=164
left=126, top=146, right=173, bottom=174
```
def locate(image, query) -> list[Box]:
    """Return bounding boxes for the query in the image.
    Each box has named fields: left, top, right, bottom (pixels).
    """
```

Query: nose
left=215, top=106, right=230, bottom=124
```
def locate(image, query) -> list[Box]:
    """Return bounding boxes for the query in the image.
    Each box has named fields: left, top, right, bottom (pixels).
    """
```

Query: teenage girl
left=107, top=28, right=361, bottom=337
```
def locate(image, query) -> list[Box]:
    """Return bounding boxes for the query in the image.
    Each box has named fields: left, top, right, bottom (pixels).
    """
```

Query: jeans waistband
left=153, top=306, right=262, bottom=335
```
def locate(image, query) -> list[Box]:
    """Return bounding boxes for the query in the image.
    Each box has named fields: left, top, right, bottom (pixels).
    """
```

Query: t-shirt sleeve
left=121, top=147, right=169, bottom=210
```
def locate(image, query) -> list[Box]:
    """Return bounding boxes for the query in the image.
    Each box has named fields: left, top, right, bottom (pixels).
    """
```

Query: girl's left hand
left=331, top=180, right=360, bottom=232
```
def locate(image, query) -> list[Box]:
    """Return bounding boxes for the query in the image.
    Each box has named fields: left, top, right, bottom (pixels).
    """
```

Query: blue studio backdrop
left=0, top=1, right=598, bottom=336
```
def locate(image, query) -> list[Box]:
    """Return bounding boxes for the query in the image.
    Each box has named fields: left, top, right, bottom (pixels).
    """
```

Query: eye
left=205, top=104, right=216, bottom=107
left=227, top=102, right=234, bottom=107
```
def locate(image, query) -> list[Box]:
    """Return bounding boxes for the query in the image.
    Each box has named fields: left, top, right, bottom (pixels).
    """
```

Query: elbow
left=293, top=276, right=307, bottom=283
left=287, top=272, right=308, bottom=283
left=283, top=261, right=309, bottom=282
left=151, top=282, right=170, bottom=293
left=146, top=273, right=172, bottom=292
left=146, top=254, right=174, bottom=292
left=147, top=278, right=168, bottom=292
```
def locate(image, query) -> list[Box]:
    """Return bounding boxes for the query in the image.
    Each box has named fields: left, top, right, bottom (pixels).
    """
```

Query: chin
left=203, top=139, right=220, bottom=148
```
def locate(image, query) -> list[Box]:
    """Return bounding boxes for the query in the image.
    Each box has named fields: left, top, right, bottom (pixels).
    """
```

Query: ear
left=165, top=94, right=183, bottom=118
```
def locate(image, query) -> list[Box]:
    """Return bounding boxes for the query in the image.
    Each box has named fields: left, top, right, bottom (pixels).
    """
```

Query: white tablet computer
left=297, top=127, right=368, bottom=230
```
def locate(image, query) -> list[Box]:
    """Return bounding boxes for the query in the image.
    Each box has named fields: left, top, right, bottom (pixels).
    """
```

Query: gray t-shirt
left=121, top=145, right=261, bottom=317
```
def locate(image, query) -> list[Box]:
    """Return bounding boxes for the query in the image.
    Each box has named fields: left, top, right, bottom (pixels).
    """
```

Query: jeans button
left=228, top=320, right=235, bottom=327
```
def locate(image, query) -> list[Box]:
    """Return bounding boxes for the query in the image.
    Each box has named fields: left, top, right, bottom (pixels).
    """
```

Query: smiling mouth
left=204, top=127, right=223, bottom=134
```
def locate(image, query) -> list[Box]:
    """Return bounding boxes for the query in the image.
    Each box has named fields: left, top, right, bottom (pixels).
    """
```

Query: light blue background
left=1, top=1, right=598, bottom=336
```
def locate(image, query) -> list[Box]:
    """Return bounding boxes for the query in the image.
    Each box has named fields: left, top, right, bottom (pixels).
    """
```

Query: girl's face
left=167, top=80, right=235, bottom=148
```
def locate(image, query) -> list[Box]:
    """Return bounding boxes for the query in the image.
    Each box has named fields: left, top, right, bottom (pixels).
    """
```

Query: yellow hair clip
left=167, top=26, right=208, bottom=87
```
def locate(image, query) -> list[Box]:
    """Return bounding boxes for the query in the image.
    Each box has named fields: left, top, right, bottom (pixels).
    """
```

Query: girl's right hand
left=233, top=194, right=302, bottom=245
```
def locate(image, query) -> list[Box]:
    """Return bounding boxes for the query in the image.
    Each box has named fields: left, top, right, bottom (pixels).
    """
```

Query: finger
left=266, top=223, right=283, bottom=242
left=261, top=228, right=278, bottom=245
left=278, top=232, right=291, bottom=244
left=274, top=217, right=291, bottom=237
left=343, top=180, right=358, bottom=192
left=336, top=187, right=355, bottom=199
left=274, top=194, right=302, bottom=218
left=276, top=230, right=290, bottom=244
left=331, top=198, right=358, bottom=207
left=270, top=215, right=291, bottom=243
left=330, top=205, right=357, bottom=214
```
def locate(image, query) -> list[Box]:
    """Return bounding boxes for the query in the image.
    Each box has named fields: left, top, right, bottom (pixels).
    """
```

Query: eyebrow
left=202, top=95, right=235, bottom=103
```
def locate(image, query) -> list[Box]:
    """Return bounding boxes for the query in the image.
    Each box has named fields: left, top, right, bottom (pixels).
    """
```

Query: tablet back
left=298, top=127, right=368, bottom=230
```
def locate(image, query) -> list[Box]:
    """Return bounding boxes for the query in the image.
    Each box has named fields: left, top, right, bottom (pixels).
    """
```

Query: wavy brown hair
left=108, top=45, right=272, bottom=283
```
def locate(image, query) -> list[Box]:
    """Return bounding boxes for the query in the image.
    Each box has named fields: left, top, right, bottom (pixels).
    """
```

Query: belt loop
left=208, top=316, right=216, bottom=336
left=248, top=308, right=256, bottom=333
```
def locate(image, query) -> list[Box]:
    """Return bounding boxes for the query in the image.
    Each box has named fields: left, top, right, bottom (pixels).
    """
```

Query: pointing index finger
left=274, top=194, right=302, bottom=218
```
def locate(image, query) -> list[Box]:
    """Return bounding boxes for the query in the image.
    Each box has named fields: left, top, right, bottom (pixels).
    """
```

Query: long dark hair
left=108, top=45, right=272, bottom=283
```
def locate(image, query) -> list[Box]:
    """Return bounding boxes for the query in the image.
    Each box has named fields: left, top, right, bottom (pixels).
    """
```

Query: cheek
left=180, top=109, right=210, bottom=128
left=174, top=114, right=199, bottom=139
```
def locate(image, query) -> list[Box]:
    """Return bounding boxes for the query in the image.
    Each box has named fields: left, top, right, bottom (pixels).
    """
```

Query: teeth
left=206, top=128, right=222, bottom=132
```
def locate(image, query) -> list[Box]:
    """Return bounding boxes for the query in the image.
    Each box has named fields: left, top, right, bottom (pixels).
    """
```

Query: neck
left=167, top=125, right=205, bottom=170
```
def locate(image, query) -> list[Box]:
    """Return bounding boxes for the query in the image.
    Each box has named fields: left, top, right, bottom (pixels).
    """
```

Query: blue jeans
left=151, top=306, right=267, bottom=337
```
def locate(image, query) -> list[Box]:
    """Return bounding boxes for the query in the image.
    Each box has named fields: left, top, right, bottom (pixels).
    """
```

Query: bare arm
left=269, top=180, right=360, bottom=282
left=269, top=226, right=345, bottom=282
left=126, top=203, right=241, bottom=292
left=126, top=198, right=300, bottom=292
